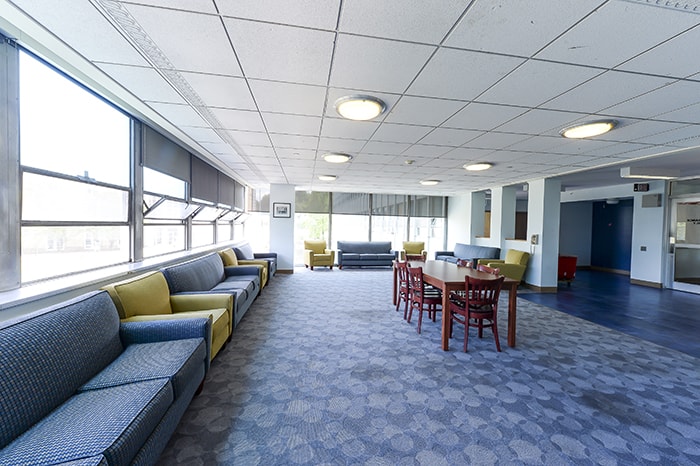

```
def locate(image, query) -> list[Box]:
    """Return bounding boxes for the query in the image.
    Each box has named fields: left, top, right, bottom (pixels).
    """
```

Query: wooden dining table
left=393, top=260, right=520, bottom=350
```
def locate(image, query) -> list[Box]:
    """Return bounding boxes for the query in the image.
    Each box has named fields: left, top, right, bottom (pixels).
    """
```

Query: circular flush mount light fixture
left=420, top=180, right=439, bottom=186
left=323, top=152, right=352, bottom=164
left=464, top=162, right=492, bottom=172
left=335, top=95, right=386, bottom=121
left=318, top=174, right=337, bottom=181
left=560, top=120, right=617, bottom=139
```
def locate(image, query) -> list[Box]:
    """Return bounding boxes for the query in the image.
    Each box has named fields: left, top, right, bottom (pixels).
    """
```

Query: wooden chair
left=448, top=275, right=505, bottom=352
left=395, top=261, right=411, bottom=318
left=477, top=264, right=500, bottom=275
left=407, top=266, right=442, bottom=334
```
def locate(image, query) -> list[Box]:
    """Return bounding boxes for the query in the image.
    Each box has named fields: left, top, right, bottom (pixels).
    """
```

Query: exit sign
left=634, top=183, right=650, bottom=192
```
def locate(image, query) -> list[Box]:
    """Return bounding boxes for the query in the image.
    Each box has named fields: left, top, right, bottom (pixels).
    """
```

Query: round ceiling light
left=420, top=180, right=439, bottom=186
left=560, top=120, right=617, bottom=139
left=318, top=174, right=337, bottom=181
left=335, top=95, right=386, bottom=121
left=323, top=153, right=352, bottom=164
left=464, top=162, right=492, bottom=172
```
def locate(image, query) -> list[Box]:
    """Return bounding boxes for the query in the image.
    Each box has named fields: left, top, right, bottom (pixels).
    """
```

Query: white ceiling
left=5, top=0, right=700, bottom=196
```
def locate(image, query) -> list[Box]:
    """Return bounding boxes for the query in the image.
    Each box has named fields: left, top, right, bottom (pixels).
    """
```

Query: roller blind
left=191, top=156, right=218, bottom=203
left=411, top=195, right=446, bottom=217
left=142, top=125, right=190, bottom=182
left=372, top=194, right=408, bottom=216
left=296, top=191, right=330, bottom=213
left=332, top=193, right=370, bottom=215
left=218, top=174, right=234, bottom=207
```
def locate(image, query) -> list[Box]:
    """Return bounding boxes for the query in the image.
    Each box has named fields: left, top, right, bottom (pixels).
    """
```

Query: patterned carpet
left=157, top=268, right=700, bottom=465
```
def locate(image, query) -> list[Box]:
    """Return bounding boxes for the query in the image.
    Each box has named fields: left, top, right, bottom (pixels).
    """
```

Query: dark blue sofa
left=435, top=243, right=501, bottom=267
left=337, top=241, right=398, bottom=269
left=161, top=252, right=260, bottom=329
left=0, top=290, right=210, bottom=466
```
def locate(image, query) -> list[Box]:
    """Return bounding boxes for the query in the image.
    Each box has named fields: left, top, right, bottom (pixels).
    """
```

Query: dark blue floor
left=520, top=269, right=700, bottom=359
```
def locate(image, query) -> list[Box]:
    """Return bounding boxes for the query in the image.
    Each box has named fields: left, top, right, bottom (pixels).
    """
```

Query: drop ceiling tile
left=440, top=147, right=494, bottom=161
left=385, top=96, right=464, bottom=126
left=217, top=0, right=340, bottom=29
left=497, top=109, right=587, bottom=136
left=632, top=124, right=700, bottom=146
left=182, top=126, right=224, bottom=142
left=535, top=1, right=699, bottom=68
left=262, top=113, right=321, bottom=136
left=269, top=134, right=319, bottom=149
left=331, top=34, right=435, bottom=93
left=619, top=25, right=700, bottom=78
left=248, top=80, right=327, bottom=116
left=210, top=108, right=266, bottom=132
left=602, top=81, right=700, bottom=119
left=419, top=128, right=483, bottom=146
left=13, top=0, right=149, bottom=66
left=408, top=48, right=525, bottom=101
left=371, top=124, right=433, bottom=144
left=340, top=0, right=469, bottom=44
left=320, top=118, right=380, bottom=140
left=201, top=141, right=234, bottom=154
left=361, top=141, right=411, bottom=155
left=97, top=63, right=185, bottom=103
left=601, top=120, right=685, bottom=142
left=443, top=103, right=528, bottom=131
left=467, top=132, right=530, bottom=150
left=124, top=4, right=241, bottom=75
left=148, top=102, right=208, bottom=126
left=318, top=137, right=367, bottom=153
left=351, top=153, right=398, bottom=164
left=225, top=130, right=271, bottom=146
left=445, top=0, right=603, bottom=57
left=122, top=0, right=217, bottom=13
left=181, top=72, right=256, bottom=110
left=275, top=148, right=316, bottom=159
left=505, top=135, right=566, bottom=154
left=479, top=60, right=602, bottom=108
left=402, top=145, right=453, bottom=157
left=546, top=138, right=620, bottom=156
left=224, top=19, right=334, bottom=85
left=543, top=71, right=674, bottom=114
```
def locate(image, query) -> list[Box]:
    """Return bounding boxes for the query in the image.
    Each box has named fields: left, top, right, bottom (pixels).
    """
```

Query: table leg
left=441, top=284, right=451, bottom=351
left=392, top=263, right=398, bottom=306
left=507, top=282, right=517, bottom=347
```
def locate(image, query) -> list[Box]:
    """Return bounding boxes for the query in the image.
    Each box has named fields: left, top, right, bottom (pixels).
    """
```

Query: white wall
left=269, top=184, right=295, bottom=271
left=630, top=181, right=667, bottom=285
left=446, top=194, right=471, bottom=247
left=559, top=202, right=593, bottom=266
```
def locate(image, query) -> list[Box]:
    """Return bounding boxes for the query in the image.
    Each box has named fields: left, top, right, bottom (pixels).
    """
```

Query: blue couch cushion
left=341, top=253, right=361, bottom=261
left=79, top=339, right=205, bottom=399
left=59, top=456, right=108, bottom=465
left=233, top=243, right=255, bottom=260
left=436, top=255, right=458, bottom=263
left=0, top=379, right=172, bottom=466
left=337, top=241, right=392, bottom=254
left=0, top=291, right=123, bottom=449
left=162, top=253, right=225, bottom=293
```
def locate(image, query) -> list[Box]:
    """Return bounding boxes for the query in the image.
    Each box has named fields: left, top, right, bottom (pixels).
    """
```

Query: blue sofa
left=337, top=241, right=398, bottom=269
left=435, top=243, right=501, bottom=267
left=232, top=241, right=278, bottom=277
left=0, top=290, right=210, bottom=466
left=161, top=252, right=261, bottom=329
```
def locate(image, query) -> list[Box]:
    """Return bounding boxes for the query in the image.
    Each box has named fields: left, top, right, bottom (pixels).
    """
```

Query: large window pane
left=192, top=224, right=214, bottom=248
left=244, top=212, right=270, bottom=251
left=331, top=214, right=369, bottom=248
left=21, top=226, right=129, bottom=282
left=143, top=196, right=198, bottom=220
left=144, top=167, right=187, bottom=199
left=410, top=217, right=445, bottom=259
left=371, top=216, right=407, bottom=251
left=294, top=213, right=329, bottom=265
left=23, top=173, right=128, bottom=222
left=143, top=225, right=185, bottom=257
left=19, top=52, right=129, bottom=187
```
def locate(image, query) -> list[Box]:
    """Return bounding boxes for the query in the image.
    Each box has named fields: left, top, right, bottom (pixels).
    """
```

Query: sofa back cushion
left=233, top=242, right=255, bottom=260
left=104, top=271, right=172, bottom=319
left=162, top=253, right=225, bottom=293
left=304, top=240, right=327, bottom=254
left=218, top=248, right=239, bottom=266
left=505, top=249, right=530, bottom=265
left=0, top=291, right=123, bottom=449
left=337, top=241, right=392, bottom=254
left=453, top=243, right=500, bottom=261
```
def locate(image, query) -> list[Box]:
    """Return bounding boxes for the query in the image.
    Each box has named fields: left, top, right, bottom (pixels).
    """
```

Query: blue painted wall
left=591, top=199, right=633, bottom=271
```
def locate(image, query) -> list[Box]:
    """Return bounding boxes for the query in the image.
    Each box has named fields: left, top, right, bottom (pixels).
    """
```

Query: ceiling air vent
left=622, top=0, right=700, bottom=14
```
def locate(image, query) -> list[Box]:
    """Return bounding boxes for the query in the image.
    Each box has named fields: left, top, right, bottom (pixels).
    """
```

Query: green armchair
left=304, top=240, right=335, bottom=270
left=400, top=241, right=427, bottom=261
left=102, top=271, right=233, bottom=360
left=480, top=249, right=530, bottom=283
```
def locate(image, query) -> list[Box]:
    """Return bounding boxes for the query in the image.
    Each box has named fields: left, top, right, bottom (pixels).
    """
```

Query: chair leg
left=406, top=304, right=413, bottom=323
left=492, top=319, right=502, bottom=352
left=417, top=307, right=423, bottom=334
left=463, top=322, right=469, bottom=352
left=478, top=319, right=484, bottom=339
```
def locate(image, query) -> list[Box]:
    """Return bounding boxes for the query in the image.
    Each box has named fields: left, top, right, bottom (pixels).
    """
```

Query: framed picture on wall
left=273, top=202, right=291, bottom=218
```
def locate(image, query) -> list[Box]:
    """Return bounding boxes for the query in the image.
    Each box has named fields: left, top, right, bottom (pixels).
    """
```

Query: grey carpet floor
left=157, top=268, right=700, bottom=465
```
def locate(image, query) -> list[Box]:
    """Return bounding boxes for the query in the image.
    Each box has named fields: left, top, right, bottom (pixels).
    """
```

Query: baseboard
left=630, top=278, right=662, bottom=289
left=523, top=284, right=558, bottom=293
left=276, top=269, right=294, bottom=275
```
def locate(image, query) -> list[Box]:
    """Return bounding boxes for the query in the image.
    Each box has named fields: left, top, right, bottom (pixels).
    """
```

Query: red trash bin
left=558, top=255, right=577, bottom=285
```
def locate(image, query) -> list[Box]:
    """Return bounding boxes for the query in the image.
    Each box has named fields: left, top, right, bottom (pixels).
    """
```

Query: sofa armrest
left=170, top=293, right=233, bottom=313
left=224, top=265, right=261, bottom=277
left=486, top=262, right=527, bottom=282
left=254, top=252, right=277, bottom=260
left=479, top=259, right=505, bottom=265
left=435, top=250, right=454, bottom=258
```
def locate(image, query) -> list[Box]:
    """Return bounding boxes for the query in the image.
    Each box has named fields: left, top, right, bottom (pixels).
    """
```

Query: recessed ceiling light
left=464, top=162, right=492, bottom=172
left=335, top=95, right=386, bottom=121
left=560, top=120, right=617, bottom=139
left=323, top=153, right=352, bottom=164
left=420, top=180, right=439, bottom=186
left=318, top=175, right=337, bottom=181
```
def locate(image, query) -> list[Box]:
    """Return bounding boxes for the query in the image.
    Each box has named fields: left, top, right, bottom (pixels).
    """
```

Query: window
left=143, top=168, right=189, bottom=257
left=19, top=51, right=131, bottom=282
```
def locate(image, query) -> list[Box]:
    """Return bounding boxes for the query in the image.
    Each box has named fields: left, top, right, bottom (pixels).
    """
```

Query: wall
left=559, top=202, right=593, bottom=266
left=630, top=181, right=667, bottom=285
left=591, top=200, right=633, bottom=271
left=269, top=184, right=295, bottom=272
left=446, top=194, right=471, bottom=247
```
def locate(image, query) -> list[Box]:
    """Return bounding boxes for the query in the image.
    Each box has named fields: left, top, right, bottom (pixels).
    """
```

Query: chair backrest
left=396, top=261, right=410, bottom=289
left=407, top=266, right=425, bottom=297
left=456, top=259, right=472, bottom=268
left=466, top=276, right=505, bottom=310
left=505, top=249, right=530, bottom=266
left=403, top=241, right=425, bottom=255
left=477, top=264, right=501, bottom=276
left=304, top=240, right=327, bottom=254
left=102, top=271, right=172, bottom=319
